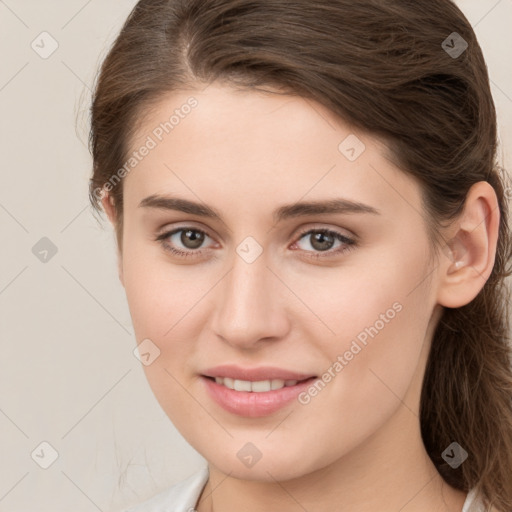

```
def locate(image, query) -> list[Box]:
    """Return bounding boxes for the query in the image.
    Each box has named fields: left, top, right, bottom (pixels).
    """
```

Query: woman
left=88, top=1, right=512, bottom=511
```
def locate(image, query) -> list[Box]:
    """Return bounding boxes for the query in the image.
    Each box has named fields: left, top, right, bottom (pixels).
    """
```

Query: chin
left=205, top=443, right=316, bottom=482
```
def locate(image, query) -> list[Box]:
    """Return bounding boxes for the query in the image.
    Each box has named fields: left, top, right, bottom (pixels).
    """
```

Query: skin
left=102, top=82, right=499, bottom=512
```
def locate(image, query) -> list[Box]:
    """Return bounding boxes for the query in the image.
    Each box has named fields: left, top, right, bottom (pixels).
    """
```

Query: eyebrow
left=139, top=194, right=381, bottom=223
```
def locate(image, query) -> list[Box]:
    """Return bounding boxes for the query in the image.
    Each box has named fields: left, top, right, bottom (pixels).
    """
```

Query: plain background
left=0, top=1, right=511, bottom=511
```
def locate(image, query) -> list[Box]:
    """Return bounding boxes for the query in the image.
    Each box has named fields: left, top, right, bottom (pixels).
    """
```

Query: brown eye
left=180, top=229, right=205, bottom=249
left=293, top=228, right=357, bottom=259
left=155, top=227, right=213, bottom=258
left=308, top=231, right=336, bottom=251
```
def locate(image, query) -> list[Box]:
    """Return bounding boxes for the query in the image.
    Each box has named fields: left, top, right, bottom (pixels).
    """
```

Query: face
left=116, top=83, right=441, bottom=482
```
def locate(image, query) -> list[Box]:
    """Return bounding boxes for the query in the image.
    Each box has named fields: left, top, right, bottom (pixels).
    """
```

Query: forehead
left=123, top=83, right=423, bottom=221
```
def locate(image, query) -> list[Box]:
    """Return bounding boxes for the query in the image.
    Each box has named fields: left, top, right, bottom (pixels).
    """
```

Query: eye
left=291, top=227, right=357, bottom=259
left=155, top=225, right=357, bottom=260
left=155, top=227, right=215, bottom=258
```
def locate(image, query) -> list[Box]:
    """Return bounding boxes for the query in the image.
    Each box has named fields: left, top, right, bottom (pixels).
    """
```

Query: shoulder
left=124, top=466, right=209, bottom=512
left=462, top=488, right=501, bottom=512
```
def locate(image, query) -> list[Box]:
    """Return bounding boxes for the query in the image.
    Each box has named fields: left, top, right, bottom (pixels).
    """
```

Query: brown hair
left=89, top=1, right=512, bottom=509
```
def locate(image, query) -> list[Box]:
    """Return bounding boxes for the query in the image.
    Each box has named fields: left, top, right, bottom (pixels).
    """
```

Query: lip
left=199, top=365, right=318, bottom=418
left=201, top=364, right=316, bottom=382
left=201, top=375, right=318, bottom=417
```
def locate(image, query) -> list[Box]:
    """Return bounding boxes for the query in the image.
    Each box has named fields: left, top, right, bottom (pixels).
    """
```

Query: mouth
left=201, top=375, right=317, bottom=392
left=200, top=374, right=319, bottom=418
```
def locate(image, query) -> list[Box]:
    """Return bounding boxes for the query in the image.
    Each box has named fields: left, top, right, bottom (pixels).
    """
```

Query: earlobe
left=436, top=181, right=500, bottom=309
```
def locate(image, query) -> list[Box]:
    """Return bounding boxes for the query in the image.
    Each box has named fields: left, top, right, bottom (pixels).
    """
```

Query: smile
left=209, top=376, right=308, bottom=392
left=201, top=375, right=318, bottom=417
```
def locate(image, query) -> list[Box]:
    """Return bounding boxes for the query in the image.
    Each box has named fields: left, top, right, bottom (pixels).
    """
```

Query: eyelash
left=155, top=226, right=357, bottom=260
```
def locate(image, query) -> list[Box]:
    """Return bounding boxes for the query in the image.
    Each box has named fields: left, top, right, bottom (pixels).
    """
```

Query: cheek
left=122, top=256, right=205, bottom=428
left=286, top=260, right=432, bottom=465
left=121, top=243, right=212, bottom=399
left=302, top=239, right=433, bottom=396
left=121, top=239, right=206, bottom=339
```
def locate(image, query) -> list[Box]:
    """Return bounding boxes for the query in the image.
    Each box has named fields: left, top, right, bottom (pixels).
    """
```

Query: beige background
left=1, top=1, right=511, bottom=511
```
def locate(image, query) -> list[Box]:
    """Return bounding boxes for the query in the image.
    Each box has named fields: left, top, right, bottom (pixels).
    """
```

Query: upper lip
left=201, top=365, right=316, bottom=382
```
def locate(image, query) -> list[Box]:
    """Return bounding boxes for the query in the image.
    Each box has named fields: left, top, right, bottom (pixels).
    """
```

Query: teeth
left=213, top=377, right=299, bottom=392
left=234, top=379, right=252, bottom=392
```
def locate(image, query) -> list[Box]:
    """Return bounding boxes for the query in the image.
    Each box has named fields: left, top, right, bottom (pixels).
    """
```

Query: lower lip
left=201, top=375, right=317, bottom=418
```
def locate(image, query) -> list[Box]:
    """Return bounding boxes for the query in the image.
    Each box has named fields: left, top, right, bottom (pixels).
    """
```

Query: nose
left=210, top=250, right=290, bottom=350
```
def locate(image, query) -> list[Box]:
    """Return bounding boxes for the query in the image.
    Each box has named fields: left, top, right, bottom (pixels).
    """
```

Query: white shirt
left=125, top=466, right=485, bottom=512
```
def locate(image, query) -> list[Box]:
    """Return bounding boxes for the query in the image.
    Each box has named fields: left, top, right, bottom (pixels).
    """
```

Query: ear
left=101, top=193, right=124, bottom=287
left=436, top=181, right=500, bottom=309
left=101, top=192, right=116, bottom=224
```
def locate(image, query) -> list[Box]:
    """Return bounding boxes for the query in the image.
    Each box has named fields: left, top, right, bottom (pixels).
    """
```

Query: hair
left=88, top=0, right=512, bottom=509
